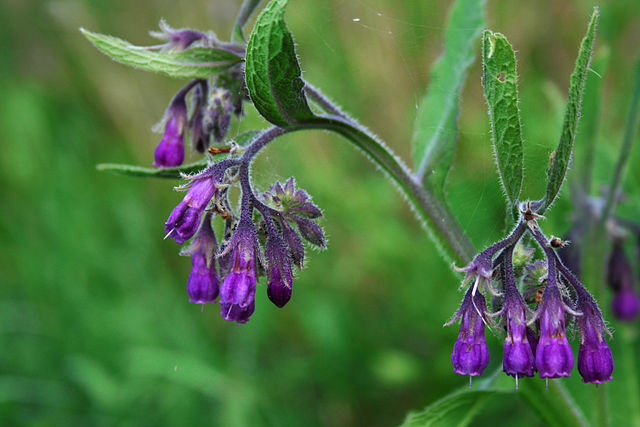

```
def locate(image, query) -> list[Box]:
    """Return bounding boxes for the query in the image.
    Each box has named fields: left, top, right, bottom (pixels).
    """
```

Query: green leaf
left=96, top=159, right=209, bottom=179
left=481, top=31, right=525, bottom=207
left=244, top=0, right=315, bottom=127
left=539, top=8, right=598, bottom=213
left=80, top=28, right=242, bottom=79
left=413, top=0, right=486, bottom=196
left=401, top=390, right=496, bottom=427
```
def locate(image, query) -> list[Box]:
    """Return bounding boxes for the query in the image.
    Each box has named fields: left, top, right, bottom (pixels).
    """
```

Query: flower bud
left=219, top=219, right=259, bottom=323
left=182, top=214, right=219, bottom=304
left=154, top=96, right=188, bottom=168
left=265, top=234, right=294, bottom=308
left=535, top=284, right=574, bottom=378
left=576, top=295, right=614, bottom=384
left=165, top=175, right=217, bottom=244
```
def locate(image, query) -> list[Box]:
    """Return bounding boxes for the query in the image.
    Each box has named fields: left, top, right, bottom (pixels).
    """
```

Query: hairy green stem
left=303, top=84, right=475, bottom=265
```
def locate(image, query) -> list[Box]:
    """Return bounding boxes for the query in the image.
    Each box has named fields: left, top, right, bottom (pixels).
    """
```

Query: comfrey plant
left=84, top=0, right=640, bottom=424
left=448, top=211, right=614, bottom=387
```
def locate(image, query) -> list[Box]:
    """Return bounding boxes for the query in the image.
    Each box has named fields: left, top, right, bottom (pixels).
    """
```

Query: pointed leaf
left=539, top=8, right=598, bottom=213
left=413, top=0, right=486, bottom=196
left=244, top=0, right=315, bottom=127
left=481, top=31, right=525, bottom=207
left=81, top=28, right=242, bottom=79
left=96, top=159, right=209, bottom=179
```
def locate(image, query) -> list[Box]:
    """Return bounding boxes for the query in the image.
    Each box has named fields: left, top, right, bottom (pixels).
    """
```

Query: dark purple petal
left=154, top=116, right=185, bottom=167
left=187, top=253, right=219, bottom=304
left=577, top=319, right=614, bottom=384
left=536, top=296, right=574, bottom=378
left=165, top=178, right=217, bottom=244
left=451, top=291, right=490, bottom=377
left=218, top=225, right=259, bottom=323
left=220, top=301, right=255, bottom=324
left=267, top=267, right=292, bottom=308
left=503, top=304, right=535, bottom=377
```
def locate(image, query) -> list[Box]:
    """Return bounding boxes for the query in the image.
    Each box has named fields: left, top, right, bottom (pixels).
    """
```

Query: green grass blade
left=539, top=8, right=599, bottom=213
left=80, top=28, right=242, bottom=79
left=481, top=31, right=525, bottom=208
left=413, top=0, right=486, bottom=197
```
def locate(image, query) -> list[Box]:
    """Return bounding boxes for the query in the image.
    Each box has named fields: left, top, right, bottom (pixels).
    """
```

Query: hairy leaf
left=244, top=0, right=315, bottom=127
left=401, top=390, right=496, bottom=427
left=80, top=28, right=242, bottom=79
left=96, top=159, right=209, bottom=179
left=481, top=31, right=524, bottom=207
left=539, top=8, right=598, bottom=213
left=413, top=0, right=486, bottom=196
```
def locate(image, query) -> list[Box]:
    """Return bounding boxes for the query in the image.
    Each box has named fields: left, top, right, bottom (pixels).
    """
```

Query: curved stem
left=302, top=85, right=476, bottom=264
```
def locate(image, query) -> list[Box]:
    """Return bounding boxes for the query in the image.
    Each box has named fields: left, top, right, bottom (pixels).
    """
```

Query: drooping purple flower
left=219, top=219, right=259, bottom=323
left=182, top=213, right=219, bottom=304
left=165, top=174, right=217, bottom=244
left=154, top=95, right=188, bottom=168
left=576, top=294, right=614, bottom=384
left=265, top=234, right=294, bottom=308
left=495, top=245, right=534, bottom=381
left=535, top=284, right=574, bottom=379
left=612, top=288, right=640, bottom=321
left=447, top=288, right=490, bottom=378
left=502, top=298, right=535, bottom=378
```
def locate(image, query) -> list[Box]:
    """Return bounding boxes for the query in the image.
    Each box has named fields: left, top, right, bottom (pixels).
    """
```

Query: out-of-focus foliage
left=0, top=0, right=639, bottom=426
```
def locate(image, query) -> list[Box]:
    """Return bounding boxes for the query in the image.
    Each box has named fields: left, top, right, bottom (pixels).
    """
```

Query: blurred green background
left=1, top=0, right=639, bottom=425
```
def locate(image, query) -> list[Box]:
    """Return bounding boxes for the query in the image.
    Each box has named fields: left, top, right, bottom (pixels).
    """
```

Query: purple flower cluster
left=448, top=210, right=614, bottom=387
left=165, top=171, right=325, bottom=324
left=152, top=65, right=247, bottom=168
